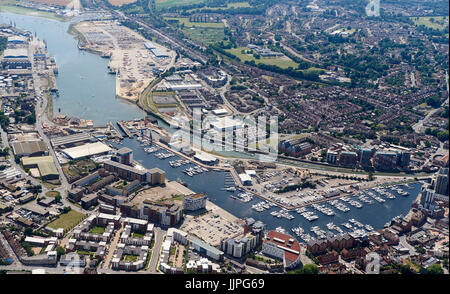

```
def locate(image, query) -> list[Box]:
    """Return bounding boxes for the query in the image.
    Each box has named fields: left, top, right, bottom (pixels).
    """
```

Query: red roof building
left=262, top=230, right=302, bottom=269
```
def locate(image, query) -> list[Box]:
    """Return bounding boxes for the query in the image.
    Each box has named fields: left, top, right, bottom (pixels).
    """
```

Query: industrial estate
left=0, top=0, right=448, bottom=277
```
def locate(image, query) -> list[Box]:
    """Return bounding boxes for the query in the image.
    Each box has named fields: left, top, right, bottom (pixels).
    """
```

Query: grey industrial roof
left=12, top=140, right=47, bottom=156
left=50, top=133, right=93, bottom=147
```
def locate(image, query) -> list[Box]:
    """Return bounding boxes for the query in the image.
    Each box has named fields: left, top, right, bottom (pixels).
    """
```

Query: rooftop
left=62, top=142, right=111, bottom=160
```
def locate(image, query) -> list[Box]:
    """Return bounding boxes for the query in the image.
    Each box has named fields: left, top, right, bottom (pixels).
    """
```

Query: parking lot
left=181, top=201, right=243, bottom=247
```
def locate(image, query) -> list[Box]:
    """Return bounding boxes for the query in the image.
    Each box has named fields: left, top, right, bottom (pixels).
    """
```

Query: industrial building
left=50, top=132, right=95, bottom=148
left=12, top=140, right=48, bottom=158
left=61, top=142, right=112, bottom=160
left=21, top=156, right=59, bottom=181
left=1, top=48, right=31, bottom=70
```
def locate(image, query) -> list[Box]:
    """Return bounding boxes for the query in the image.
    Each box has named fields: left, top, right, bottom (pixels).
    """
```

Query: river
left=1, top=11, right=422, bottom=238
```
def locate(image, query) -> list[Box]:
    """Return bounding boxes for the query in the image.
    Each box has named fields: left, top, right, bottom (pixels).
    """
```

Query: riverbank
left=0, top=2, right=64, bottom=22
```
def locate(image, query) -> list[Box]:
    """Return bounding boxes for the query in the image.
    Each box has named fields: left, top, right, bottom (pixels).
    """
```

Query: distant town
left=0, top=0, right=448, bottom=276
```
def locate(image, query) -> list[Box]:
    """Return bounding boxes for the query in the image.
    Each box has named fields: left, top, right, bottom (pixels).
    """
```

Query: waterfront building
left=104, top=160, right=148, bottom=183
left=193, top=152, right=218, bottom=165
left=148, top=168, right=166, bottom=185
left=221, top=233, right=259, bottom=259
left=50, top=132, right=95, bottom=149
left=359, top=148, right=374, bottom=166
left=113, top=147, right=133, bottom=166
left=262, top=230, right=302, bottom=269
left=435, top=168, right=449, bottom=196
left=61, top=142, right=111, bottom=160
left=183, top=193, right=207, bottom=211
left=338, top=151, right=358, bottom=166
left=373, top=151, right=399, bottom=170
left=326, top=150, right=338, bottom=164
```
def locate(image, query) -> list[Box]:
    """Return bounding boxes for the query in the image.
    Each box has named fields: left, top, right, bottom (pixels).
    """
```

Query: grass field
left=165, top=17, right=224, bottom=28
left=226, top=46, right=299, bottom=69
left=89, top=226, right=105, bottom=235
left=132, top=232, right=144, bottom=238
left=45, top=191, right=61, bottom=197
left=107, top=0, right=137, bottom=6
left=47, top=210, right=86, bottom=230
left=123, top=255, right=138, bottom=262
left=156, top=0, right=205, bottom=10
left=182, top=27, right=226, bottom=44
left=411, top=16, right=449, bottom=30
left=0, top=2, right=64, bottom=21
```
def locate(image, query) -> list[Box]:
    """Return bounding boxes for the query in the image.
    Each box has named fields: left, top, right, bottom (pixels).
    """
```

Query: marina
left=0, top=11, right=424, bottom=245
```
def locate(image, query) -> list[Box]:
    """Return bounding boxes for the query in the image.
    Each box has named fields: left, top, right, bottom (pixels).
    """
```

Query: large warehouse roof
left=50, top=133, right=94, bottom=148
left=21, top=156, right=53, bottom=167
left=62, top=142, right=111, bottom=160
left=38, top=162, right=59, bottom=177
left=12, top=140, right=48, bottom=156
left=21, top=156, right=58, bottom=178
left=3, top=48, right=29, bottom=59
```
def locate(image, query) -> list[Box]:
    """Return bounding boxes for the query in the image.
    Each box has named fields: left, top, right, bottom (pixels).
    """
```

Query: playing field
left=156, top=0, right=205, bottom=10
left=47, top=210, right=86, bottom=230
left=182, top=27, right=226, bottom=45
left=411, top=16, right=449, bottom=31
left=226, top=47, right=299, bottom=69
left=107, top=0, right=137, bottom=6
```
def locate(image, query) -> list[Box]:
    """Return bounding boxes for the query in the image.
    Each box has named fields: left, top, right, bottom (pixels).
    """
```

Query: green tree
left=24, top=227, right=33, bottom=236
left=296, top=264, right=319, bottom=274
left=426, top=264, right=444, bottom=274
left=56, top=246, right=65, bottom=259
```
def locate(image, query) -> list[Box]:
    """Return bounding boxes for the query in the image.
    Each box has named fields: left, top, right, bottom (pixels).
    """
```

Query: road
left=146, top=227, right=166, bottom=273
